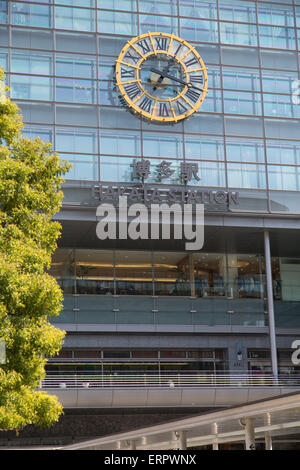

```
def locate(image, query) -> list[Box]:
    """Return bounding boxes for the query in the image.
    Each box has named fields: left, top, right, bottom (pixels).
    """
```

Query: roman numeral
left=190, top=74, right=204, bottom=84
left=176, top=100, right=189, bottom=114
left=139, top=96, right=153, bottom=113
left=124, top=82, right=141, bottom=99
left=159, top=103, right=169, bottom=117
left=124, top=50, right=140, bottom=64
left=155, top=37, right=168, bottom=51
left=185, top=88, right=201, bottom=103
left=173, top=44, right=183, bottom=57
left=137, top=39, right=151, bottom=54
left=184, top=57, right=199, bottom=67
left=121, top=67, right=135, bottom=78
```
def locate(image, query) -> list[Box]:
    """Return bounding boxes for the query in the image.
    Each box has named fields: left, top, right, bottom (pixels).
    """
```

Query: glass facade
left=1, top=2, right=300, bottom=359
left=0, top=1, right=299, bottom=214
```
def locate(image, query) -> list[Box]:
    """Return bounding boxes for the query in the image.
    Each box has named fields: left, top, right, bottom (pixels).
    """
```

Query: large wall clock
left=115, top=32, right=208, bottom=124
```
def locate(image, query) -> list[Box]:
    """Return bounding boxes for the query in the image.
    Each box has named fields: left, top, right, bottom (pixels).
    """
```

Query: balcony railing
left=40, top=373, right=300, bottom=389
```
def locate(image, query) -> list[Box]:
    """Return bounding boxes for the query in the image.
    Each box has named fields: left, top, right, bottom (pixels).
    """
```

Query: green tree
left=0, top=69, right=71, bottom=431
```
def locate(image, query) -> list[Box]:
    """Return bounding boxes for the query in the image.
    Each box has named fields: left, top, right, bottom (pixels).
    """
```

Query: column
left=264, top=231, right=278, bottom=378
left=245, top=418, right=255, bottom=450
left=177, top=431, right=187, bottom=450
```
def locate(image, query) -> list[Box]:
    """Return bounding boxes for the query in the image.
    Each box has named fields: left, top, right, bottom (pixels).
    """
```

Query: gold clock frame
left=115, top=32, right=208, bottom=123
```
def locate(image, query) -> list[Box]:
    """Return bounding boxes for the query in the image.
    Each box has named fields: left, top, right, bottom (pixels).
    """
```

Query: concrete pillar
left=265, top=432, right=272, bottom=450
left=212, top=423, right=219, bottom=450
left=265, top=413, right=272, bottom=450
left=177, top=431, right=187, bottom=450
left=264, top=230, right=278, bottom=378
left=245, top=418, right=255, bottom=450
left=129, top=440, right=136, bottom=450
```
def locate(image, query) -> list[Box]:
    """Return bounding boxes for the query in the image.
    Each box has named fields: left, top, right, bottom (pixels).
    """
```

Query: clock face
left=115, top=32, right=208, bottom=123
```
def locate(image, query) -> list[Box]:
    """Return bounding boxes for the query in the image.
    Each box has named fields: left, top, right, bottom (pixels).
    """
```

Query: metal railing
left=40, top=373, right=300, bottom=389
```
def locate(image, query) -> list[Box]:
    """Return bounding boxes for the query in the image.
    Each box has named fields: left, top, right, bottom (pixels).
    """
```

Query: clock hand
left=150, top=67, right=193, bottom=89
left=152, top=60, right=173, bottom=90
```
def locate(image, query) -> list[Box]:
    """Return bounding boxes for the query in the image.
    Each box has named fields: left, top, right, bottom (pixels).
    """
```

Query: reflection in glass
left=76, top=250, right=114, bottom=295
left=153, top=252, right=190, bottom=296
left=115, top=251, right=153, bottom=295
left=49, top=249, right=75, bottom=294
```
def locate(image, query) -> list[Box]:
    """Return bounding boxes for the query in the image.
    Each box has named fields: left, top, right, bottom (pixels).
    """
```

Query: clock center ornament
left=115, top=32, right=208, bottom=123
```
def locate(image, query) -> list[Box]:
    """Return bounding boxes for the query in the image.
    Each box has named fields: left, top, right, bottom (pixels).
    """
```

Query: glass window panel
left=0, top=25, right=8, bottom=46
left=99, top=57, right=115, bottom=80
left=185, top=136, right=224, bottom=161
left=56, top=77, right=96, bottom=104
left=56, top=127, right=98, bottom=153
left=62, top=153, right=98, bottom=181
left=48, top=248, right=75, bottom=295
left=222, top=67, right=261, bottom=92
left=0, top=1, right=8, bottom=24
left=263, top=93, right=299, bottom=118
left=140, top=0, right=177, bottom=15
left=276, top=257, right=300, bottom=302
left=207, top=66, right=221, bottom=89
left=100, top=156, right=138, bottom=183
left=197, top=161, right=226, bottom=187
left=259, top=26, right=296, bottom=50
left=99, top=81, right=120, bottom=106
left=184, top=113, right=224, bottom=134
left=224, top=90, right=262, bottom=115
left=10, top=75, right=53, bottom=101
left=180, top=17, right=217, bottom=42
left=12, top=2, right=52, bottom=28
left=75, top=250, right=114, bottom=295
left=227, top=254, right=263, bottom=300
left=98, top=0, right=137, bottom=10
left=262, top=70, right=298, bottom=94
left=227, top=163, right=266, bottom=189
left=56, top=104, right=98, bottom=126
left=12, top=27, right=53, bottom=50
left=0, top=50, right=8, bottom=70
left=194, top=44, right=220, bottom=65
left=222, top=46, right=259, bottom=67
left=261, top=49, right=297, bottom=70
left=225, top=116, right=264, bottom=137
left=219, top=0, right=256, bottom=23
left=99, top=106, right=141, bottom=129
left=100, top=130, right=141, bottom=156
left=19, top=101, right=54, bottom=124
left=265, top=118, right=300, bottom=139
left=267, top=140, right=300, bottom=165
left=140, top=13, right=178, bottom=35
left=153, top=252, right=190, bottom=296
left=11, top=51, right=52, bottom=75
left=193, top=253, right=226, bottom=297
left=55, top=31, right=96, bottom=53
left=180, top=0, right=217, bottom=19
left=55, top=6, right=95, bottom=32
left=23, top=124, right=53, bottom=144
left=258, top=3, right=295, bottom=27
left=115, top=251, right=153, bottom=296
left=132, top=350, right=158, bottom=358
left=226, top=138, right=265, bottom=163
left=56, top=54, right=96, bottom=79
left=98, top=10, right=137, bottom=35
left=160, top=351, right=186, bottom=358
left=56, top=1, right=95, bottom=6
left=143, top=133, right=183, bottom=159
left=268, top=165, right=300, bottom=191
left=200, top=88, right=223, bottom=113
left=220, top=22, right=258, bottom=46
left=297, top=7, right=300, bottom=27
